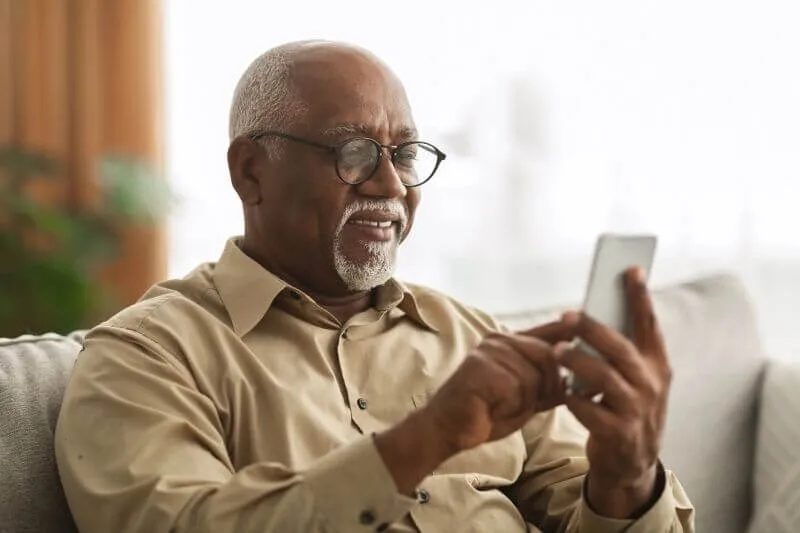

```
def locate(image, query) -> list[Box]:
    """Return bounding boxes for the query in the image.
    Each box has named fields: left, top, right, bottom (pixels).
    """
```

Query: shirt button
left=359, top=509, right=376, bottom=525
left=356, top=397, right=368, bottom=410
left=416, top=488, right=430, bottom=504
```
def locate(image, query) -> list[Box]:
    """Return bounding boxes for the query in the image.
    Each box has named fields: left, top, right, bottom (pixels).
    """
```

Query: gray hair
left=228, top=41, right=320, bottom=154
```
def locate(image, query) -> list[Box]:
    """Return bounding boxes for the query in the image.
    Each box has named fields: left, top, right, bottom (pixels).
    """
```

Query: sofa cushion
left=748, top=359, right=800, bottom=533
left=0, top=333, right=84, bottom=533
left=498, top=273, right=767, bottom=533
left=654, top=275, right=766, bottom=533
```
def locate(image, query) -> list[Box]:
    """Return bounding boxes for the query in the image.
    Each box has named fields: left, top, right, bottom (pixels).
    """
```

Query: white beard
left=333, top=199, right=407, bottom=291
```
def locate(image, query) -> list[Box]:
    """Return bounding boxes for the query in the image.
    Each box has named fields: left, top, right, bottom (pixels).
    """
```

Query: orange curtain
left=0, top=0, right=164, bottom=307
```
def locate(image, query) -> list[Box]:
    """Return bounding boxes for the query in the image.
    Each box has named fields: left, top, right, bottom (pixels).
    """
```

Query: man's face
left=242, top=46, right=421, bottom=294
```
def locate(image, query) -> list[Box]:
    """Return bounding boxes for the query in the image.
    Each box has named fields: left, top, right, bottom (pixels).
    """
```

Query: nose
left=356, top=151, right=407, bottom=199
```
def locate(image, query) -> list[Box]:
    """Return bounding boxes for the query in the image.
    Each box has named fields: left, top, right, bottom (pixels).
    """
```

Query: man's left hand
left=556, top=267, right=672, bottom=519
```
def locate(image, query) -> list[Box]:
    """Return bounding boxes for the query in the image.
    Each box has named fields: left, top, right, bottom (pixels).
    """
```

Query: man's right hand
left=375, top=321, right=575, bottom=495
left=424, top=321, right=575, bottom=454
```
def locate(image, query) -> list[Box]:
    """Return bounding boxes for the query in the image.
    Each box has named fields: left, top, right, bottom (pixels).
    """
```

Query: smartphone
left=566, top=233, right=658, bottom=395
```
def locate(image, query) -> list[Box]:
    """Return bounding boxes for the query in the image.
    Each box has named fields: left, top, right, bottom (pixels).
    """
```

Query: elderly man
left=55, top=41, right=694, bottom=532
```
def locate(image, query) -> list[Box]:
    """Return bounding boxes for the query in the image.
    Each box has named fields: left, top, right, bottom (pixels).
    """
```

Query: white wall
left=164, top=0, right=800, bottom=358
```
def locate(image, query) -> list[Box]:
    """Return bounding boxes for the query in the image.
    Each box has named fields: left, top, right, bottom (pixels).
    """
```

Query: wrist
left=585, top=463, right=662, bottom=519
left=414, top=405, right=464, bottom=462
left=374, top=409, right=456, bottom=495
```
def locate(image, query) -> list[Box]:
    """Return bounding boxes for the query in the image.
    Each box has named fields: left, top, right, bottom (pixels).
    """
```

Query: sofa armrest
left=0, top=333, right=83, bottom=533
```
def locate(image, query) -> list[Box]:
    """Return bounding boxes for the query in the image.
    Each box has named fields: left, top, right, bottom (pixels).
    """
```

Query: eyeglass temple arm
left=248, top=131, right=335, bottom=151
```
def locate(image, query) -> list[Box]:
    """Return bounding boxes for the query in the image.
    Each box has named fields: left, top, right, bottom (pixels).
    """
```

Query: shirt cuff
left=578, top=464, right=678, bottom=533
left=304, top=436, right=416, bottom=531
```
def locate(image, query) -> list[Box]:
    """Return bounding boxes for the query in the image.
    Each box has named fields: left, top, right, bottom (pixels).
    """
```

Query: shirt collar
left=376, top=278, right=439, bottom=333
left=213, top=237, right=440, bottom=336
left=213, top=238, right=288, bottom=337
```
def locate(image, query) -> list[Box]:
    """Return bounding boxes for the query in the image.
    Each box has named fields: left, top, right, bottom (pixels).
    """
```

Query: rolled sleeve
left=305, top=436, right=416, bottom=531
left=578, top=466, right=694, bottom=533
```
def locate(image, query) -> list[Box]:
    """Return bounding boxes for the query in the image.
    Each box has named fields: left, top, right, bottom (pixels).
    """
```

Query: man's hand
left=375, top=321, right=573, bottom=495
left=557, top=267, right=672, bottom=518
left=425, top=321, right=574, bottom=453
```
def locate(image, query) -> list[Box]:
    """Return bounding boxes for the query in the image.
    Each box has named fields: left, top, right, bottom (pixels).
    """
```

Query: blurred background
left=1, top=0, right=798, bottom=360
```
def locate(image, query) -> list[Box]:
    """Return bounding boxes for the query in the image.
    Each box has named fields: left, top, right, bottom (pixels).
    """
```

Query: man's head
left=227, top=41, right=437, bottom=295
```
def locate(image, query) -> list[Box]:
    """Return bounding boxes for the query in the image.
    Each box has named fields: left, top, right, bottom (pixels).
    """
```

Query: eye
left=341, top=142, right=361, bottom=155
left=393, top=147, right=417, bottom=167
left=339, top=139, right=377, bottom=165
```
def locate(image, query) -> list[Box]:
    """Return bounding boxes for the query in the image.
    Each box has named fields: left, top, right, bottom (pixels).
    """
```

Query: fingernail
left=561, top=311, right=580, bottom=326
left=634, top=267, right=646, bottom=283
left=553, top=341, right=571, bottom=357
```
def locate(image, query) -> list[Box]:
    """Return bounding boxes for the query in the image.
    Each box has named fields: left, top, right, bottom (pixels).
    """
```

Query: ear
left=228, top=136, right=266, bottom=205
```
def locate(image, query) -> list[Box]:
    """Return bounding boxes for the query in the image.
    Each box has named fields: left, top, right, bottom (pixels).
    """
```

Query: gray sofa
left=0, top=274, right=778, bottom=532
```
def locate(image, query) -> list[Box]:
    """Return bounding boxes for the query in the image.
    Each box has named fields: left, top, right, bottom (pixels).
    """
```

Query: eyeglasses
left=248, top=130, right=447, bottom=187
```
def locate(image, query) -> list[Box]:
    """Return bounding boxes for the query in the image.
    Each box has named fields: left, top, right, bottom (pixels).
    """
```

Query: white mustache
left=338, top=200, right=408, bottom=235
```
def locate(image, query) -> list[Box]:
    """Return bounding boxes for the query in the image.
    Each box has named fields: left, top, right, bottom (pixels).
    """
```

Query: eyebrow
left=320, top=123, right=419, bottom=141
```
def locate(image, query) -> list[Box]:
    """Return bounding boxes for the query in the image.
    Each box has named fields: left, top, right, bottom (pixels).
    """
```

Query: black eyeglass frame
left=248, top=130, right=447, bottom=187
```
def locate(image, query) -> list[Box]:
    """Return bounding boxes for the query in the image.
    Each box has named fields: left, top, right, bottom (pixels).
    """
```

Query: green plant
left=0, top=146, right=173, bottom=337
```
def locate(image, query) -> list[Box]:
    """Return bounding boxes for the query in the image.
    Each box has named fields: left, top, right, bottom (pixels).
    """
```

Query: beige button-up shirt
left=55, top=238, right=694, bottom=533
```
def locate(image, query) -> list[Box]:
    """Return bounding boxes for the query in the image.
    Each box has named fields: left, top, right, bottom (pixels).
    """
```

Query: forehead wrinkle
left=320, top=122, right=418, bottom=141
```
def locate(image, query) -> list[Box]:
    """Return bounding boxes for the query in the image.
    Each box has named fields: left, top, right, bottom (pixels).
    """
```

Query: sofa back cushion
left=0, top=333, right=84, bottom=533
left=748, top=359, right=800, bottom=533
left=498, top=273, right=767, bottom=533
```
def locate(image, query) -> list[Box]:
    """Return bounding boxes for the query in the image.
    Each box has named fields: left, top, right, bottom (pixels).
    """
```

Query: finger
left=562, top=311, right=647, bottom=387
left=565, top=392, right=618, bottom=437
left=518, top=319, right=577, bottom=345
left=505, top=334, right=564, bottom=408
left=482, top=335, right=542, bottom=416
left=556, top=344, right=636, bottom=411
left=626, top=267, right=667, bottom=359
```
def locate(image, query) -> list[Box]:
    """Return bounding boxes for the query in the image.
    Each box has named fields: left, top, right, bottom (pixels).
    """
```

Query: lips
left=349, top=219, right=394, bottom=228
left=346, top=210, right=399, bottom=224
left=344, top=211, right=400, bottom=241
